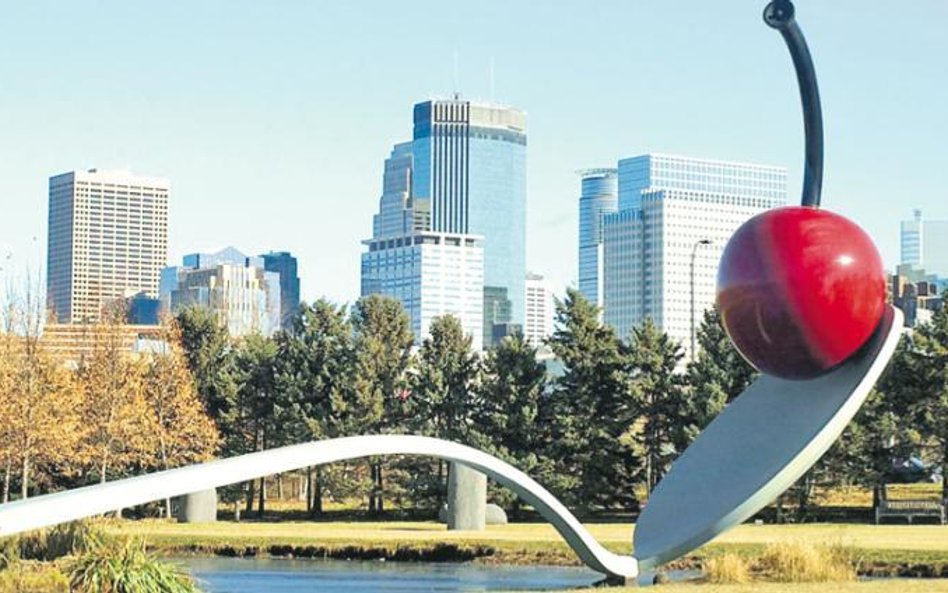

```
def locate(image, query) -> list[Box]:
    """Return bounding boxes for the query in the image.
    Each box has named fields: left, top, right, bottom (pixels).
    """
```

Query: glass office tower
left=412, top=99, right=527, bottom=339
left=577, top=168, right=618, bottom=308
left=262, top=251, right=301, bottom=330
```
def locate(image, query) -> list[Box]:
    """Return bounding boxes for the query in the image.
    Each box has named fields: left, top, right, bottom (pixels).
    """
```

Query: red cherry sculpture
left=717, top=206, right=886, bottom=380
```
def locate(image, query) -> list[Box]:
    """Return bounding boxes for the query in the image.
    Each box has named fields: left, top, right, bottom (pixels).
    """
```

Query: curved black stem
left=764, top=1, right=823, bottom=208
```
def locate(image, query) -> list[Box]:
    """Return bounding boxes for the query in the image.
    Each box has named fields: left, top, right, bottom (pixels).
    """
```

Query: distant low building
left=524, top=273, right=554, bottom=347
left=891, top=263, right=945, bottom=328
left=42, top=323, right=164, bottom=367
left=161, top=247, right=282, bottom=337
left=126, top=291, right=161, bottom=326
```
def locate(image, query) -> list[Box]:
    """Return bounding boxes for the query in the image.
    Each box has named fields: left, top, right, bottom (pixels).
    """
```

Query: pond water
left=182, top=557, right=688, bottom=592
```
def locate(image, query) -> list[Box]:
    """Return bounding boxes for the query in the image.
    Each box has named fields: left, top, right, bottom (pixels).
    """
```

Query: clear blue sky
left=1, top=1, right=945, bottom=303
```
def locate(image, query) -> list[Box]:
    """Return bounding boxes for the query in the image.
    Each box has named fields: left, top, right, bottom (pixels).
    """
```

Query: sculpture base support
left=599, top=574, right=637, bottom=587
left=447, top=462, right=486, bottom=531
left=175, top=489, right=218, bottom=523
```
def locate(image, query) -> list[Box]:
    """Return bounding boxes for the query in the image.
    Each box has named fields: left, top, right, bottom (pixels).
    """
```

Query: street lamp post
left=690, top=239, right=713, bottom=360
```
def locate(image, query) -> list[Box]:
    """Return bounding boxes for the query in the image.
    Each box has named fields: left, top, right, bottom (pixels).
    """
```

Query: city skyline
left=1, top=2, right=946, bottom=305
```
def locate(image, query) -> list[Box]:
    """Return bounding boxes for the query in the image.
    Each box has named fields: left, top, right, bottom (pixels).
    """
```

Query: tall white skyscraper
left=602, top=154, right=787, bottom=360
left=524, top=272, right=554, bottom=347
left=47, top=169, right=169, bottom=324
left=901, top=209, right=948, bottom=277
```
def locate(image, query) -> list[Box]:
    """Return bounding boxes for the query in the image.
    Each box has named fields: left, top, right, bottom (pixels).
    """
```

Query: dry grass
left=703, top=553, right=750, bottom=584
left=0, top=561, right=69, bottom=593
left=109, top=520, right=948, bottom=554
left=812, top=483, right=941, bottom=507
left=756, top=541, right=856, bottom=582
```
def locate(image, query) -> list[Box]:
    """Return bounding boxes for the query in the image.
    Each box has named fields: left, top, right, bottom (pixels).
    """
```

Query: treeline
left=2, top=286, right=947, bottom=521
left=171, top=288, right=948, bottom=519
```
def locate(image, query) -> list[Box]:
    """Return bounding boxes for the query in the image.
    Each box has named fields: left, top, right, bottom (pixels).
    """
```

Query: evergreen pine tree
left=627, top=318, right=684, bottom=493
left=678, top=306, right=757, bottom=450
left=899, top=293, right=948, bottom=501
left=273, top=299, right=358, bottom=515
left=350, top=294, right=415, bottom=513
left=546, top=288, right=638, bottom=512
left=475, top=332, right=551, bottom=515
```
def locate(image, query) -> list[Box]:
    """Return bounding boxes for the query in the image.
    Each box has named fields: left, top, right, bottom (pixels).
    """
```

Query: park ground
left=101, top=484, right=948, bottom=590
left=105, top=519, right=948, bottom=578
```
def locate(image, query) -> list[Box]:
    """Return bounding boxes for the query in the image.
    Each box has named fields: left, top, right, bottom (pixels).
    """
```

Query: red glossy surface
left=716, top=206, right=886, bottom=380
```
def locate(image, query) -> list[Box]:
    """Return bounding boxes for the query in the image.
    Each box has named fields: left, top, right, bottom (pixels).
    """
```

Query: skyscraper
left=362, top=140, right=485, bottom=350
left=362, top=231, right=485, bottom=351
left=161, top=247, right=282, bottom=337
left=524, top=272, right=554, bottom=347
left=412, top=99, right=527, bottom=338
left=47, top=169, right=169, bottom=324
left=361, top=98, right=526, bottom=350
left=900, top=210, right=948, bottom=277
left=261, top=251, right=301, bottom=330
left=602, top=154, right=787, bottom=360
left=577, top=168, right=619, bottom=307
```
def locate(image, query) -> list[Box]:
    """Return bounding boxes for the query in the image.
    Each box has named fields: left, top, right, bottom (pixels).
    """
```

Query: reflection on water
left=183, top=557, right=702, bottom=591
left=183, top=557, right=602, bottom=592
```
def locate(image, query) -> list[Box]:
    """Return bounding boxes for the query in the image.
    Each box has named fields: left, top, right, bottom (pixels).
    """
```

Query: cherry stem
left=764, top=1, right=824, bottom=208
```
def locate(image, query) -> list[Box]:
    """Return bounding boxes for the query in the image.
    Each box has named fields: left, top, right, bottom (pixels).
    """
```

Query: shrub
left=757, top=541, right=856, bottom=582
left=703, top=552, right=751, bottom=584
left=18, top=521, right=103, bottom=561
left=68, top=538, right=201, bottom=593
left=0, top=561, right=69, bottom=593
left=0, top=539, right=17, bottom=571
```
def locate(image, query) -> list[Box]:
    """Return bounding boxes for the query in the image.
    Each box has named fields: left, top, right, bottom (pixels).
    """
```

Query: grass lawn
left=104, top=519, right=948, bottom=567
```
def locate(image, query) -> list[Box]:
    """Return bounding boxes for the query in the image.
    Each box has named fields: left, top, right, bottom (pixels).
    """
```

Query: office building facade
left=361, top=231, right=484, bottom=351
left=412, top=99, right=527, bottom=336
left=161, top=247, right=281, bottom=337
left=891, top=263, right=945, bottom=328
left=361, top=98, right=526, bottom=350
left=262, top=251, right=301, bottom=330
left=603, top=154, right=787, bottom=360
left=901, top=210, right=948, bottom=277
left=524, top=272, right=554, bottom=347
left=577, top=168, right=619, bottom=308
left=47, top=169, right=169, bottom=323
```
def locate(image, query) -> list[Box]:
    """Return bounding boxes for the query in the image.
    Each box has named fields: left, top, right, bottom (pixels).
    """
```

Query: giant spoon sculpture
left=0, top=0, right=902, bottom=582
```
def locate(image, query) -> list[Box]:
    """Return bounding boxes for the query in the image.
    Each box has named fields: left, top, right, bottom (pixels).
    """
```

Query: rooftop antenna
left=453, top=51, right=460, bottom=99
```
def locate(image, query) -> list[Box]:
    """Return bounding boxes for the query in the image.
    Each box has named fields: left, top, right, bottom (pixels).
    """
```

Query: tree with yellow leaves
left=142, top=320, right=220, bottom=516
left=76, top=308, right=154, bottom=485
left=0, top=329, right=18, bottom=502
left=0, top=286, right=83, bottom=500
